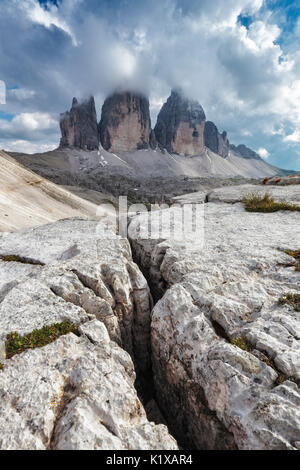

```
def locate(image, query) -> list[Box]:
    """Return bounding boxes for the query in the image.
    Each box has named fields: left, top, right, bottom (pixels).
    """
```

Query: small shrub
left=0, top=363, right=3, bottom=370
left=244, top=192, right=300, bottom=213
left=231, top=337, right=253, bottom=352
left=279, top=294, right=300, bottom=312
left=5, top=321, right=79, bottom=359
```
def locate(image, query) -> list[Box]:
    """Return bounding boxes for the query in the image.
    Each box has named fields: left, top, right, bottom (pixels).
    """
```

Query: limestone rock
left=207, top=183, right=300, bottom=204
left=128, top=186, right=300, bottom=449
left=230, top=143, right=262, bottom=161
left=204, top=122, right=229, bottom=158
left=60, top=97, right=99, bottom=151
left=0, top=321, right=177, bottom=450
left=99, top=92, right=153, bottom=152
left=0, top=219, right=152, bottom=372
left=154, top=89, right=206, bottom=156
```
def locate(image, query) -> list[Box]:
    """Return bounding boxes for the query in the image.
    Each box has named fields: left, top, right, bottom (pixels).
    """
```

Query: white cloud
left=0, top=112, right=57, bottom=133
left=284, top=130, right=300, bottom=143
left=9, top=88, right=36, bottom=100
left=0, top=139, right=56, bottom=154
left=17, top=0, right=78, bottom=45
left=257, top=147, right=270, bottom=159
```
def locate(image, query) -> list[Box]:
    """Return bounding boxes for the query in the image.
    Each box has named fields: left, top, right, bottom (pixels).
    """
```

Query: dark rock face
left=59, top=97, right=99, bottom=151
left=204, top=122, right=229, bottom=158
left=154, top=89, right=206, bottom=156
left=230, top=144, right=262, bottom=160
left=204, top=121, right=219, bottom=154
left=218, top=131, right=230, bottom=158
left=99, top=92, right=153, bottom=152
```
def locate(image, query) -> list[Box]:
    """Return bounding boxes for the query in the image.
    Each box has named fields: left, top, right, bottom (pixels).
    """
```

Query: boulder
left=154, top=89, right=206, bottom=156
left=59, top=97, right=99, bottom=151
left=99, top=92, right=153, bottom=152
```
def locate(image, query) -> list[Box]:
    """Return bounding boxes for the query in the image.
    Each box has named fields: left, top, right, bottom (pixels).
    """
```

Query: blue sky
left=0, top=0, right=300, bottom=170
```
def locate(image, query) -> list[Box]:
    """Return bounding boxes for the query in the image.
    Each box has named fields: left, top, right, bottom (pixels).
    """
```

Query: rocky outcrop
left=230, top=143, right=262, bottom=161
left=154, top=89, right=206, bottom=156
left=262, top=175, right=300, bottom=186
left=60, top=97, right=99, bottom=151
left=129, top=186, right=300, bottom=449
left=207, top=183, right=300, bottom=204
left=99, top=92, right=153, bottom=153
left=0, top=218, right=178, bottom=450
left=204, top=122, right=229, bottom=158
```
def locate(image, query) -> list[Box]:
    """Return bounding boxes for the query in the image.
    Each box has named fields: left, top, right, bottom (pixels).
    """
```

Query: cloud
left=284, top=130, right=300, bottom=143
left=0, top=0, right=298, bottom=169
left=257, top=147, right=270, bottom=159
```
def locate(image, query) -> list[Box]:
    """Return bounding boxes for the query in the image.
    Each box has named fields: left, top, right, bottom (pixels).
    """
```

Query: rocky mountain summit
left=154, top=89, right=206, bottom=156
left=99, top=91, right=156, bottom=152
left=60, top=97, right=99, bottom=151
left=58, top=89, right=272, bottom=175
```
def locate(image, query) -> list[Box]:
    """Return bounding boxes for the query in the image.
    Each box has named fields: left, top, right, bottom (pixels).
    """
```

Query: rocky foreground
left=0, top=184, right=299, bottom=450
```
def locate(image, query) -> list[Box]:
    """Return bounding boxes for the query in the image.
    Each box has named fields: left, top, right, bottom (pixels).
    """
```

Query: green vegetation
left=0, top=254, right=44, bottom=265
left=0, top=363, right=3, bottom=370
left=244, top=192, right=300, bottom=213
left=230, top=337, right=253, bottom=352
left=5, top=321, right=79, bottom=359
left=279, top=294, right=300, bottom=312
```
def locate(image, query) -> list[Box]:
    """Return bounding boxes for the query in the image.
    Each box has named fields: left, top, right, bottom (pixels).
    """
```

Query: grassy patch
left=244, top=192, right=300, bottom=213
left=0, top=254, right=44, bottom=265
left=230, top=337, right=253, bottom=352
left=5, top=321, right=79, bottom=359
left=279, top=294, right=300, bottom=312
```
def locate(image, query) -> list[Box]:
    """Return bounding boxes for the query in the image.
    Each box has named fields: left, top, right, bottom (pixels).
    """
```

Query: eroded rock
left=0, top=320, right=177, bottom=450
left=60, top=97, right=99, bottom=151
left=128, top=185, right=300, bottom=449
left=154, top=89, right=206, bottom=156
left=99, top=92, right=153, bottom=152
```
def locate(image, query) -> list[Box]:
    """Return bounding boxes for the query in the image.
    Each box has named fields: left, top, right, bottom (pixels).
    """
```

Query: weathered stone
left=0, top=219, right=152, bottom=372
left=128, top=185, right=300, bottom=449
left=0, top=321, right=177, bottom=450
left=154, top=89, right=206, bottom=156
left=60, top=97, right=99, bottom=151
left=99, top=92, right=153, bottom=152
left=230, top=143, right=262, bottom=161
left=207, top=183, right=300, bottom=204
left=204, top=122, right=229, bottom=158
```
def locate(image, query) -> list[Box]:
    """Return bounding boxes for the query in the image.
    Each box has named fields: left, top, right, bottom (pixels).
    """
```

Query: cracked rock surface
left=0, top=219, right=177, bottom=450
left=0, top=218, right=152, bottom=372
left=129, top=185, right=300, bottom=449
left=0, top=320, right=177, bottom=450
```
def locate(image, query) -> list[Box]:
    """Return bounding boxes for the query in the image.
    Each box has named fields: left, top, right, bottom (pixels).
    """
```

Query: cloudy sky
left=0, top=0, right=300, bottom=170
